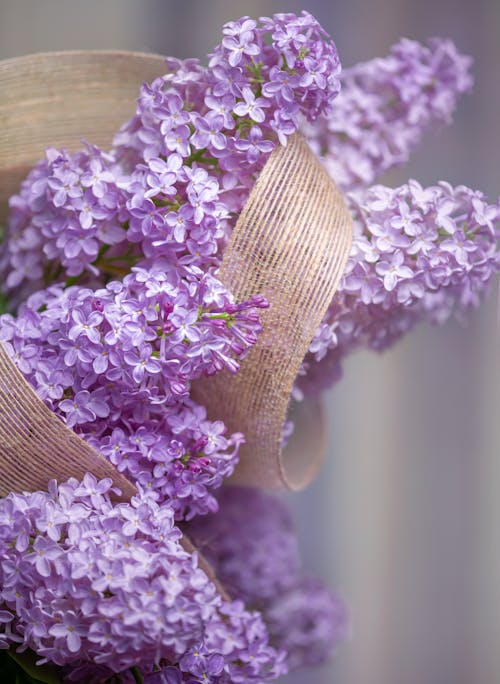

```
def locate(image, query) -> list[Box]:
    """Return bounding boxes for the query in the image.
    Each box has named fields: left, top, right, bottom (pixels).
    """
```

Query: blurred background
left=1, top=1, right=499, bottom=683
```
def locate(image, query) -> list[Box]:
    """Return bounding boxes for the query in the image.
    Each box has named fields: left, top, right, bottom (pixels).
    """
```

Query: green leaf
left=0, top=291, right=10, bottom=315
left=7, top=650, right=63, bottom=684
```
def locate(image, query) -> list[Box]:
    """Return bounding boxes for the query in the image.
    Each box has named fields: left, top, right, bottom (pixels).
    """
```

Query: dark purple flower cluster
left=0, top=476, right=286, bottom=683
left=186, top=487, right=348, bottom=670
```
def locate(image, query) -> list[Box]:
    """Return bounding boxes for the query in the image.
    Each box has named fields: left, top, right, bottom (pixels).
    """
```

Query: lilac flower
left=73, top=473, right=114, bottom=507
left=146, top=668, right=182, bottom=684
left=191, top=113, right=227, bottom=151
left=221, top=18, right=259, bottom=67
left=233, top=87, right=269, bottom=123
left=144, top=160, right=178, bottom=199
left=234, top=126, right=274, bottom=164
left=49, top=612, right=85, bottom=653
left=205, top=93, right=236, bottom=129
left=59, top=229, right=100, bottom=261
left=72, top=190, right=110, bottom=230
left=59, top=390, right=109, bottom=427
left=47, top=167, right=81, bottom=206
left=1, top=11, right=343, bottom=299
left=375, top=249, right=414, bottom=290
left=265, top=577, right=348, bottom=670
left=165, top=124, right=192, bottom=157
left=163, top=204, right=194, bottom=244
left=158, top=91, right=190, bottom=132
left=128, top=194, right=165, bottom=236
left=124, top=344, right=162, bottom=383
left=1, top=268, right=264, bottom=518
left=186, top=487, right=347, bottom=671
left=296, top=181, right=499, bottom=396
left=81, top=157, right=115, bottom=198
left=68, top=308, right=103, bottom=343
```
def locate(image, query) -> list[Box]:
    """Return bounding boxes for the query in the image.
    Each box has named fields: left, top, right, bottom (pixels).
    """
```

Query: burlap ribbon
left=0, top=51, right=353, bottom=498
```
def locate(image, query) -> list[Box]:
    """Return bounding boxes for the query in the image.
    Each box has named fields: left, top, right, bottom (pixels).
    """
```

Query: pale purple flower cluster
left=186, top=487, right=348, bottom=670
left=297, top=181, right=500, bottom=395
left=305, top=37, right=473, bottom=190
left=0, top=272, right=266, bottom=519
left=0, top=476, right=286, bottom=683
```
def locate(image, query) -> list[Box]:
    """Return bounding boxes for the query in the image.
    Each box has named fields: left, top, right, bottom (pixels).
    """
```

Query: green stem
left=203, top=312, right=234, bottom=321
left=93, top=262, right=130, bottom=278
left=130, top=667, right=144, bottom=684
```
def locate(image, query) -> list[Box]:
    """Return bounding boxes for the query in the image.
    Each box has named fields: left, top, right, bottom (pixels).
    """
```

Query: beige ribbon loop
left=0, top=344, right=227, bottom=595
left=0, top=51, right=166, bottom=224
left=192, top=134, right=353, bottom=490
left=0, top=342, right=137, bottom=499
left=0, top=51, right=353, bottom=498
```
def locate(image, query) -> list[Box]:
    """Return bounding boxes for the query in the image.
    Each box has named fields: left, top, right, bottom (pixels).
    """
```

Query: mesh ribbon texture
left=0, top=51, right=166, bottom=223
left=192, top=133, right=353, bottom=489
left=0, top=51, right=353, bottom=498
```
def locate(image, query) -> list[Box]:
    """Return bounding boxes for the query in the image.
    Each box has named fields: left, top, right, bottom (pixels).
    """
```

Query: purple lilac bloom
left=4, top=8, right=339, bottom=298
left=0, top=145, right=128, bottom=301
left=304, top=37, right=473, bottom=190
left=0, top=478, right=286, bottom=683
left=297, top=180, right=500, bottom=397
left=186, top=487, right=348, bottom=670
left=0, top=272, right=264, bottom=519
left=265, top=576, right=348, bottom=670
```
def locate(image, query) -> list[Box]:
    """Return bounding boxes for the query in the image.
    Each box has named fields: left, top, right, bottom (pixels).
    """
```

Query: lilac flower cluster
left=297, top=180, right=500, bottom=395
left=0, top=145, right=127, bottom=297
left=265, top=576, right=347, bottom=671
left=0, top=476, right=286, bottom=683
left=2, top=24, right=496, bottom=410
left=186, top=487, right=348, bottom=670
left=0, top=272, right=265, bottom=519
left=305, top=37, right=473, bottom=190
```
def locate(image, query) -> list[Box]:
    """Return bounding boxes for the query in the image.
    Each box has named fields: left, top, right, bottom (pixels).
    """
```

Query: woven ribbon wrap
left=0, top=51, right=353, bottom=498
left=193, top=133, right=353, bottom=489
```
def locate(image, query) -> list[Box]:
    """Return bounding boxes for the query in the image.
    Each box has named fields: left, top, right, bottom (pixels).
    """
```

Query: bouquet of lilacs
left=0, top=10, right=499, bottom=684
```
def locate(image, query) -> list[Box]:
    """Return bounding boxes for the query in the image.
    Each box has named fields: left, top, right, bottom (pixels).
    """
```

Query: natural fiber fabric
left=0, top=51, right=352, bottom=496
left=0, top=342, right=137, bottom=499
left=0, top=51, right=166, bottom=224
left=0, top=337, right=226, bottom=590
left=192, top=133, right=353, bottom=489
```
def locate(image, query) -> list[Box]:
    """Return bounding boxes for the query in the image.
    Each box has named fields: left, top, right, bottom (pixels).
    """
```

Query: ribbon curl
left=0, top=51, right=352, bottom=497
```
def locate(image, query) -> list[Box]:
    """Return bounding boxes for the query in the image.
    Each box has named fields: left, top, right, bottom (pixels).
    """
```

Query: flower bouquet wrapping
left=0, top=11, right=498, bottom=684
